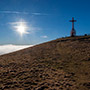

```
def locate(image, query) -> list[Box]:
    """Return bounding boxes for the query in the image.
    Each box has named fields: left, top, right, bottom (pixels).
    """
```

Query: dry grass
left=0, top=35, right=90, bottom=90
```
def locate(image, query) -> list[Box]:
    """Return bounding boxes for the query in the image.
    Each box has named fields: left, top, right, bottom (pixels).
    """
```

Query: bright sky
left=0, top=0, right=90, bottom=45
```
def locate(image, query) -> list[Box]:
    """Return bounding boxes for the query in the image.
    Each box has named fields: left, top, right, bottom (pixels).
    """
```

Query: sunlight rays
left=12, top=19, right=29, bottom=37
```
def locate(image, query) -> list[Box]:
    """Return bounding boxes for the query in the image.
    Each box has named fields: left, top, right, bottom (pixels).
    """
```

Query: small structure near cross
left=69, top=17, right=76, bottom=37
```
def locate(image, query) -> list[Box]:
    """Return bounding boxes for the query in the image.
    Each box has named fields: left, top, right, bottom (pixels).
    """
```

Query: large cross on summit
left=69, top=17, right=77, bottom=37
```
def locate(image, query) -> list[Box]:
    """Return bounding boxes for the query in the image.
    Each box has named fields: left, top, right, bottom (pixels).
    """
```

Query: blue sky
left=0, top=0, right=90, bottom=45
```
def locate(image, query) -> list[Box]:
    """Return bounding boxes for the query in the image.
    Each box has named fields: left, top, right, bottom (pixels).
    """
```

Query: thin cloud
left=32, top=13, right=48, bottom=16
left=0, top=10, right=48, bottom=16
left=32, top=13, right=41, bottom=15
left=41, top=35, right=48, bottom=38
left=0, top=44, right=33, bottom=55
left=0, top=11, right=22, bottom=14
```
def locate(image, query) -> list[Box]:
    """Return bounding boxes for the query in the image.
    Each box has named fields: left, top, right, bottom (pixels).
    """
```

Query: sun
left=13, top=20, right=29, bottom=37
left=15, top=22, right=28, bottom=36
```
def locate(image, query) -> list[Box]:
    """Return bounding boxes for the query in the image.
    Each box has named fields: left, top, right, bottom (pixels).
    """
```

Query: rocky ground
left=0, top=36, right=90, bottom=90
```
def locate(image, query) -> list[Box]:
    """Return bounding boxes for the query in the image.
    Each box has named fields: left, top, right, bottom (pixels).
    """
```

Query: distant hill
left=0, top=36, right=90, bottom=90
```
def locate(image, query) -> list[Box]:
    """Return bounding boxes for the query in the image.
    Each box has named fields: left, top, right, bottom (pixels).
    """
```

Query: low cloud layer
left=0, top=44, right=33, bottom=55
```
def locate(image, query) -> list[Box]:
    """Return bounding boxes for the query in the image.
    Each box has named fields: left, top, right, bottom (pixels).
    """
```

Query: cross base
left=71, top=28, right=76, bottom=37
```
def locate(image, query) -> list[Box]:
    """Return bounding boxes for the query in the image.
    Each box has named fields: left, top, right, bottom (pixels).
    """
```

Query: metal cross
left=69, top=17, right=76, bottom=30
left=69, top=17, right=77, bottom=37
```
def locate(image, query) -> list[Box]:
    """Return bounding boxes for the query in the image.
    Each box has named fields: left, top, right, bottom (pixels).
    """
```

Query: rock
left=37, top=86, right=48, bottom=90
left=83, top=82, right=90, bottom=89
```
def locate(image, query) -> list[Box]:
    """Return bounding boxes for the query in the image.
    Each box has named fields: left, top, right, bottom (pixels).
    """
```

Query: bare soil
left=0, top=36, right=90, bottom=90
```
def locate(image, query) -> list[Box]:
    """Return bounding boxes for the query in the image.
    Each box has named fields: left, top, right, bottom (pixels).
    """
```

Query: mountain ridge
left=0, top=35, right=90, bottom=90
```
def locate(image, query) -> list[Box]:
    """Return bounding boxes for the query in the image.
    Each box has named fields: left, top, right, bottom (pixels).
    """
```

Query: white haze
left=0, top=44, right=33, bottom=55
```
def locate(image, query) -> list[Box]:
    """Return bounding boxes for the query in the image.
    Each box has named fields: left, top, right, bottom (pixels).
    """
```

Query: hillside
left=0, top=36, right=90, bottom=90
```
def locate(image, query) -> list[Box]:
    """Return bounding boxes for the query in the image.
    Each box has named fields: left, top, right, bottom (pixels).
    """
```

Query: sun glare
left=13, top=19, right=29, bottom=37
